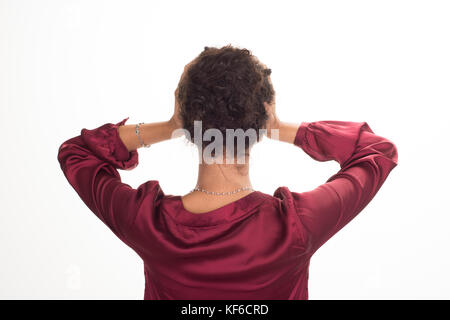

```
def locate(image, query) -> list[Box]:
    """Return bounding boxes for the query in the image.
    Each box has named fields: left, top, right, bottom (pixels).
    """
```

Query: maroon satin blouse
left=57, top=118, right=398, bottom=299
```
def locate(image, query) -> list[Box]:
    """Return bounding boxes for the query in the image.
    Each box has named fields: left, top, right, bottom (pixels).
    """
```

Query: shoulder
left=252, top=188, right=302, bottom=220
left=132, top=180, right=165, bottom=205
left=272, top=186, right=299, bottom=211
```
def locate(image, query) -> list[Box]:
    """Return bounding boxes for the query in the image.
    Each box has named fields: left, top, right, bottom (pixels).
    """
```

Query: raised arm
left=293, top=121, right=397, bottom=255
left=57, top=118, right=161, bottom=242
left=265, top=103, right=398, bottom=255
left=57, top=92, right=182, bottom=242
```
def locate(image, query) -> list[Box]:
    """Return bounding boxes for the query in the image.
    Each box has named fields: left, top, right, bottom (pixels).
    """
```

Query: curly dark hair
left=177, top=44, right=275, bottom=151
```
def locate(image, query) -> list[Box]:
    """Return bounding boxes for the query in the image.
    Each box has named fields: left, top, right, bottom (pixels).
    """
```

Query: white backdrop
left=1, top=0, right=449, bottom=299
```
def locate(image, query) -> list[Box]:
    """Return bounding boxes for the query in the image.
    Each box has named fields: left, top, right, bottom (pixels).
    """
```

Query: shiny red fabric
left=57, top=118, right=398, bottom=299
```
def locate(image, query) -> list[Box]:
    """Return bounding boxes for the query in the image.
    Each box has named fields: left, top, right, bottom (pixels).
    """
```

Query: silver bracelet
left=135, top=122, right=151, bottom=148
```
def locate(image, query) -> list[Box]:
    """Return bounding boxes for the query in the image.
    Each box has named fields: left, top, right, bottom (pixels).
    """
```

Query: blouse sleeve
left=288, top=121, right=398, bottom=255
left=57, top=117, right=161, bottom=242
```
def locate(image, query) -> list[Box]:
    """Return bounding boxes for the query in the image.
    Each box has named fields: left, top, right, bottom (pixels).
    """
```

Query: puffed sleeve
left=284, top=121, right=398, bottom=255
left=57, top=117, right=161, bottom=243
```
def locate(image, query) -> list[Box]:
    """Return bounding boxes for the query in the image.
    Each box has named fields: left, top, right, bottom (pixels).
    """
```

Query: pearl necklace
left=190, top=186, right=253, bottom=196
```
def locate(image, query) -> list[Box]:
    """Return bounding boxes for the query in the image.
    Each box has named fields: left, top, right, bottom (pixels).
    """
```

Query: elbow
left=387, top=139, right=398, bottom=167
left=370, top=137, right=399, bottom=172
left=375, top=135, right=398, bottom=167
left=392, top=143, right=398, bottom=166
left=57, top=135, right=84, bottom=167
left=57, top=138, right=77, bottom=168
left=57, top=142, right=69, bottom=169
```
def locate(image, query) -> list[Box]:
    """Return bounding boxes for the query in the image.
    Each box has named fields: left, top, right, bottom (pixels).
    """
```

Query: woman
left=58, top=45, right=398, bottom=299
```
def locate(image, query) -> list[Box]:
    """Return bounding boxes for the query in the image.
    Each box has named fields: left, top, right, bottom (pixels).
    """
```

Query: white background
left=1, top=0, right=449, bottom=299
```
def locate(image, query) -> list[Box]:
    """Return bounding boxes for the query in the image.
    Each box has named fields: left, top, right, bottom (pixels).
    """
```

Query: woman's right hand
left=264, top=97, right=300, bottom=144
left=264, top=99, right=281, bottom=139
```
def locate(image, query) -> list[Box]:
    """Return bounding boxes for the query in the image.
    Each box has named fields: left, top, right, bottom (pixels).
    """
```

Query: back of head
left=177, top=44, right=275, bottom=156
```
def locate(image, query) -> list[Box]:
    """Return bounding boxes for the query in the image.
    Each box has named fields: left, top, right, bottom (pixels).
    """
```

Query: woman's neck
left=180, top=158, right=253, bottom=214
left=195, top=162, right=252, bottom=192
